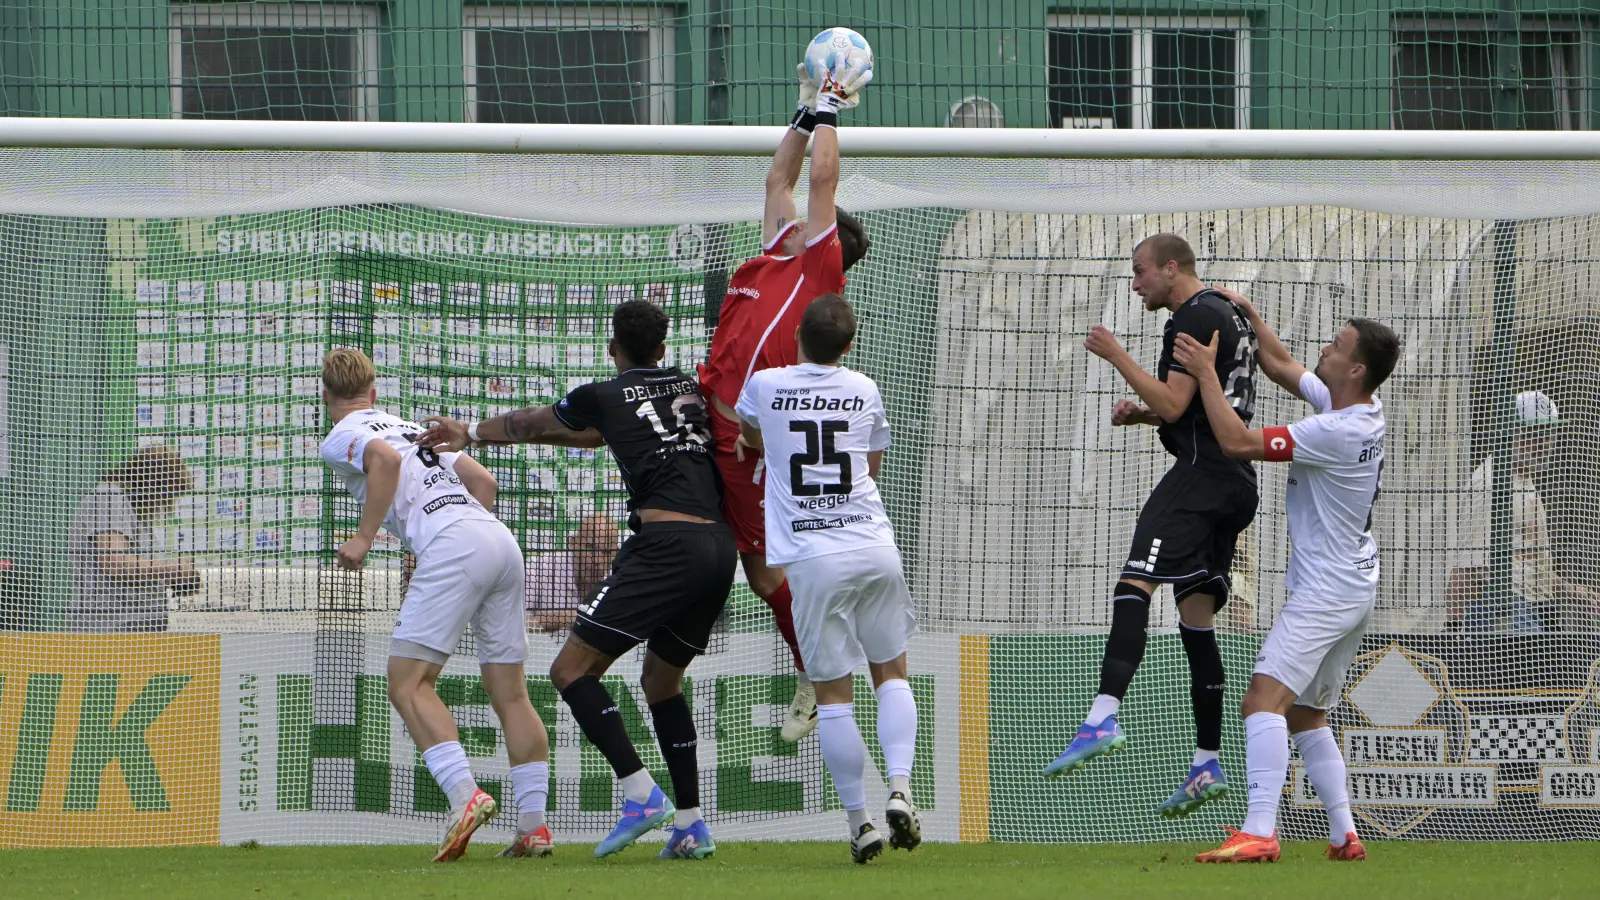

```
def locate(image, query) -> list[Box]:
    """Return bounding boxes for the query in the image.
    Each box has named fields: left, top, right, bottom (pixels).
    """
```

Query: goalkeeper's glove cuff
left=789, top=105, right=817, bottom=135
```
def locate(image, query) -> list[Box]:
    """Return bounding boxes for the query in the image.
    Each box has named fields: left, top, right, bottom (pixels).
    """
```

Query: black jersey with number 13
left=1157, top=288, right=1260, bottom=482
left=553, top=366, right=724, bottom=525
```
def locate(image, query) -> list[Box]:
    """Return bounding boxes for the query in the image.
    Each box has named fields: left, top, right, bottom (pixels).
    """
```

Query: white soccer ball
left=803, top=27, right=873, bottom=87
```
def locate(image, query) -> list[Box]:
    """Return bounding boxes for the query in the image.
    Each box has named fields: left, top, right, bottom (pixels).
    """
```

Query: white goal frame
left=5, top=117, right=1600, bottom=159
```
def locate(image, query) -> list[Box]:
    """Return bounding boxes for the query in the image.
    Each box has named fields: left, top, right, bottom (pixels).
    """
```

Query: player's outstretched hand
left=1111, top=399, right=1151, bottom=427
left=1083, top=325, right=1127, bottom=363
left=337, top=534, right=373, bottom=571
left=795, top=63, right=819, bottom=111
left=1172, top=331, right=1221, bottom=375
left=418, top=416, right=470, bottom=452
left=1213, top=287, right=1257, bottom=320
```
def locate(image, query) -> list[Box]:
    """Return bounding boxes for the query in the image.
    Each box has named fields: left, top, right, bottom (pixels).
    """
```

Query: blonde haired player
left=1172, top=297, right=1401, bottom=864
left=735, top=294, right=919, bottom=864
left=319, top=349, right=554, bottom=862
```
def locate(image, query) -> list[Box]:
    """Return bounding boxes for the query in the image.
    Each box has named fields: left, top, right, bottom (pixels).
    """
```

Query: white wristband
left=468, top=422, right=481, bottom=445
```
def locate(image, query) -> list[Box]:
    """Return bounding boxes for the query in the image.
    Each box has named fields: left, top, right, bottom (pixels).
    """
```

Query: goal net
left=0, top=135, right=1597, bottom=847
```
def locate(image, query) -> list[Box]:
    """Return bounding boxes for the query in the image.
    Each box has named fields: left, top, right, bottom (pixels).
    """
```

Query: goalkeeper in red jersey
left=699, top=62, right=872, bottom=742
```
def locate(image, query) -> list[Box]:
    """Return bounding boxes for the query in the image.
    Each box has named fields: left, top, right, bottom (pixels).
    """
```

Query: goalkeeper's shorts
left=714, top=442, right=768, bottom=555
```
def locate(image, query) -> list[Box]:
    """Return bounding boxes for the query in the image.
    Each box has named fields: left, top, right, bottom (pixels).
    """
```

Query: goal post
left=0, top=120, right=1597, bottom=847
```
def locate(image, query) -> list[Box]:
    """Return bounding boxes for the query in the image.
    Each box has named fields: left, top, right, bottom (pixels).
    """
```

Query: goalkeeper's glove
left=789, top=63, right=820, bottom=134
left=796, top=62, right=820, bottom=111
left=814, top=65, right=873, bottom=127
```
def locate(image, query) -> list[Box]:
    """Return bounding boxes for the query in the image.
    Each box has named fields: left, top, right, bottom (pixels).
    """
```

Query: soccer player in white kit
left=1169, top=298, right=1400, bottom=864
left=734, top=294, right=920, bottom=864
left=318, top=349, right=553, bottom=862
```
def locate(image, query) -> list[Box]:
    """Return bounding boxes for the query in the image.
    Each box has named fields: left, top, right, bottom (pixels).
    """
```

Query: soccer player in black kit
left=1043, top=234, right=1260, bottom=819
left=419, top=300, right=736, bottom=860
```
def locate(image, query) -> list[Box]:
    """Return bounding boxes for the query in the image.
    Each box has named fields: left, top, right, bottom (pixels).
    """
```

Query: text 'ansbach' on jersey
left=736, top=363, right=896, bottom=567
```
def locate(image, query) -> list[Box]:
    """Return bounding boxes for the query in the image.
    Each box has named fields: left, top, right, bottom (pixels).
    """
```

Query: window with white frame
left=465, top=6, right=674, bottom=125
left=1392, top=19, right=1586, bottom=130
left=1047, top=16, right=1249, bottom=129
left=171, top=4, right=378, bottom=121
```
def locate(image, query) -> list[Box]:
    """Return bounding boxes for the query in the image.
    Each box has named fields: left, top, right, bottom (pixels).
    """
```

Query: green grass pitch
left=3, top=841, right=1598, bottom=900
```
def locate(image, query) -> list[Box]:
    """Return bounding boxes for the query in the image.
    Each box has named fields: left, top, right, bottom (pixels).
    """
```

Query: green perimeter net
left=0, top=147, right=1597, bottom=846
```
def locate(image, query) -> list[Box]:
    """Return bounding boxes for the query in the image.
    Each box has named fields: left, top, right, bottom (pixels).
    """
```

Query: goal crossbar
left=7, top=118, right=1600, bottom=160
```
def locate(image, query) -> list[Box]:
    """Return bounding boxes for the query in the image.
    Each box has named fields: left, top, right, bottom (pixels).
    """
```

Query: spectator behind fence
left=67, top=444, right=202, bottom=632
left=525, top=513, right=620, bottom=632
left=1448, top=391, right=1600, bottom=633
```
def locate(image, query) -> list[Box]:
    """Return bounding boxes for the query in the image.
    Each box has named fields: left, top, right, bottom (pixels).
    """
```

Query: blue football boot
left=1042, top=715, right=1127, bottom=777
left=1158, top=758, right=1229, bottom=818
left=657, top=817, right=716, bottom=860
left=593, top=785, right=675, bottom=858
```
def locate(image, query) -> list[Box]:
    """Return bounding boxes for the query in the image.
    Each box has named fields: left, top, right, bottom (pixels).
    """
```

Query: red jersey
left=700, top=223, right=846, bottom=444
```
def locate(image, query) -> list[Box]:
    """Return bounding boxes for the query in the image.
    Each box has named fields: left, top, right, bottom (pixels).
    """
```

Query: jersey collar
left=793, top=363, right=844, bottom=376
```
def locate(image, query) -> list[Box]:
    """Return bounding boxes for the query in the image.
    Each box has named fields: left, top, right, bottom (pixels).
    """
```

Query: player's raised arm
left=805, top=105, right=839, bottom=243
left=762, top=65, right=818, bottom=250
left=1212, top=288, right=1308, bottom=400
left=419, top=406, right=603, bottom=451
left=1085, top=325, right=1198, bottom=423
left=805, top=66, right=870, bottom=244
left=1172, top=332, right=1272, bottom=461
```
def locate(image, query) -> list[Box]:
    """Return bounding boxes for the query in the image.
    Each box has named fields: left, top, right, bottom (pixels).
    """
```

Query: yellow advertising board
left=0, top=635, right=220, bottom=847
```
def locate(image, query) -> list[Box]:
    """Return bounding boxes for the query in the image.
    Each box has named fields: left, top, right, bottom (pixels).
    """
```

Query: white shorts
left=1254, top=590, right=1374, bottom=710
left=392, top=520, right=528, bottom=666
left=784, top=544, right=918, bottom=683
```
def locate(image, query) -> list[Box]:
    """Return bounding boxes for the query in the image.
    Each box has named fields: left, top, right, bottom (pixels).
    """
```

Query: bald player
left=1044, top=234, right=1261, bottom=821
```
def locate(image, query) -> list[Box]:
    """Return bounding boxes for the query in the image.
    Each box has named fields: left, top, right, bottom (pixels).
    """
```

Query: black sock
left=649, top=693, right=700, bottom=810
left=561, top=676, right=645, bottom=779
left=1096, top=584, right=1151, bottom=699
left=1179, top=621, right=1225, bottom=752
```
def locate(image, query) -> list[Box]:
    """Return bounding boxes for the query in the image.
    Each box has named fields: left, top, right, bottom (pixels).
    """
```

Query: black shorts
left=1120, top=464, right=1258, bottom=607
left=571, top=521, right=737, bottom=667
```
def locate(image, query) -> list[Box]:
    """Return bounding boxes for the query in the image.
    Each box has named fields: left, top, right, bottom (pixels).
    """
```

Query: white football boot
left=780, top=676, right=818, bottom=743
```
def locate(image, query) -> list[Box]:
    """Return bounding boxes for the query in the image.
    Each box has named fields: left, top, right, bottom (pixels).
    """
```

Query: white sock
left=846, top=807, right=872, bottom=834
left=818, top=702, right=868, bottom=824
left=421, top=741, right=478, bottom=810
left=509, top=760, right=549, bottom=833
left=675, top=807, right=702, bottom=829
left=1193, top=748, right=1221, bottom=767
left=1242, top=712, right=1289, bottom=837
left=1295, top=726, right=1357, bottom=845
left=1086, top=694, right=1120, bottom=727
left=875, top=679, right=917, bottom=803
left=619, top=768, right=656, bottom=805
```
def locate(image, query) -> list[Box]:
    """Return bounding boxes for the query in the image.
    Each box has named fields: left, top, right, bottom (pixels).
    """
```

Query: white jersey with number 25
left=735, top=363, right=896, bottom=567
